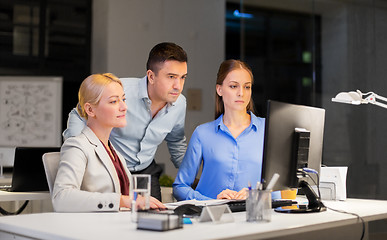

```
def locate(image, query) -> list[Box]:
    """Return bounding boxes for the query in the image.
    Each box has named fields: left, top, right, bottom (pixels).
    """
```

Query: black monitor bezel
left=261, top=100, right=325, bottom=191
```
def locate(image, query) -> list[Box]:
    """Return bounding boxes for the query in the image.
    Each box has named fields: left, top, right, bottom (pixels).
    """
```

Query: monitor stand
left=274, top=180, right=326, bottom=213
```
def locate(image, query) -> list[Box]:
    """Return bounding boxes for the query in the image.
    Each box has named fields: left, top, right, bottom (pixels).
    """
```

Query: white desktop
left=0, top=198, right=386, bottom=240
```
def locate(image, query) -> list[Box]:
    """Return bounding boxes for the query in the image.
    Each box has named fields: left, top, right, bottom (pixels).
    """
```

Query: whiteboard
left=0, top=76, right=62, bottom=166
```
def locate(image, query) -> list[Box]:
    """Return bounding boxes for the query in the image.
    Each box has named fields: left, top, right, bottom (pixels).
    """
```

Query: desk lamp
left=332, top=90, right=387, bottom=109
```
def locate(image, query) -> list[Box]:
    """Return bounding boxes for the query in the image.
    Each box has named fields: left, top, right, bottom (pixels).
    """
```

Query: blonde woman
left=53, top=73, right=165, bottom=212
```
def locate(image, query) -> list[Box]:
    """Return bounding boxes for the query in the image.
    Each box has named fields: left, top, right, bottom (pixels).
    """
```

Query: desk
left=0, top=198, right=386, bottom=240
left=0, top=173, right=12, bottom=186
left=0, top=173, right=52, bottom=214
left=0, top=172, right=50, bottom=204
left=0, top=191, right=50, bottom=202
left=0, top=191, right=51, bottom=215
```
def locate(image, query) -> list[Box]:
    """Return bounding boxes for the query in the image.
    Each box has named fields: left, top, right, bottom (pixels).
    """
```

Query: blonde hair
left=77, top=73, right=122, bottom=119
left=215, top=59, right=255, bottom=119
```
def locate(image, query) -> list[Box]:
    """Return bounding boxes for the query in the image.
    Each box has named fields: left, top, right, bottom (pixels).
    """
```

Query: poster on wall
left=0, top=76, right=62, bottom=165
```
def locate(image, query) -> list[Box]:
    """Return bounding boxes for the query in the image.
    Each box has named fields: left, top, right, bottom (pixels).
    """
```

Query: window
left=226, top=2, right=321, bottom=115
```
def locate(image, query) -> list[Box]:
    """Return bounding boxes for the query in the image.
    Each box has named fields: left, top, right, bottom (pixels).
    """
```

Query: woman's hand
left=217, top=188, right=248, bottom=200
left=120, top=195, right=166, bottom=210
left=217, top=189, right=238, bottom=199
left=120, top=195, right=131, bottom=208
left=233, top=188, right=248, bottom=200
left=148, top=196, right=167, bottom=210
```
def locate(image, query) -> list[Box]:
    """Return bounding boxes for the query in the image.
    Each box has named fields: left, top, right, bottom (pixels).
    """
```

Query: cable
left=298, top=168, right=321, bottom=200
left=325, top=205, right=365, bottom=240
left=302, top=167, right=318, bottom=174
left=0, top=200, right=29, bottom=215
left=299, top=168, right=364, bottom=240
left=305, top=171, right=321, bottom=198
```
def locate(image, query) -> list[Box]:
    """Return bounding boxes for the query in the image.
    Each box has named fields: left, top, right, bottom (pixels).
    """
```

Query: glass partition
left=226, top=0, right=387, bottom=200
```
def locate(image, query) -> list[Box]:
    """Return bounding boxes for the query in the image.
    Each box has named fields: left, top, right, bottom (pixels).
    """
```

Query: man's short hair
left=146, top=42, right=188, bottom=74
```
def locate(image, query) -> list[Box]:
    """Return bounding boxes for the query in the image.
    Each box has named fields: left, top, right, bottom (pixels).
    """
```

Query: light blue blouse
left=173, top=112, right=265, bottom=200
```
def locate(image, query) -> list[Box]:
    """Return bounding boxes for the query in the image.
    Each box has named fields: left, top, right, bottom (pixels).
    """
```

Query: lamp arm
left=374, top=93, right=387, bottom=103
left=371, top=101, right=387, bottom=109
left=362, top=92, right=387, bottom=109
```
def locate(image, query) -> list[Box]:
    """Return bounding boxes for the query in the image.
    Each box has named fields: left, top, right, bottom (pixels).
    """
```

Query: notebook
left=7, top=147, right=60, bottom=192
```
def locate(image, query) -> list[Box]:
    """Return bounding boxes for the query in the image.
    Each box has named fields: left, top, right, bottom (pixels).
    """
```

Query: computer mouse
left=173, top=204, right=203, bottom=216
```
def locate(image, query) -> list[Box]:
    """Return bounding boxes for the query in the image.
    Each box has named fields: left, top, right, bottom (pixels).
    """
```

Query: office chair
left=42, top=152, right=60, bottom=195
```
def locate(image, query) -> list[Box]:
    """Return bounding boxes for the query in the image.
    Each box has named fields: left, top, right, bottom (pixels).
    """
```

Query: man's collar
left=140, top=76, right=176, bottom=108
left=139, top=76, right=149, bottom=100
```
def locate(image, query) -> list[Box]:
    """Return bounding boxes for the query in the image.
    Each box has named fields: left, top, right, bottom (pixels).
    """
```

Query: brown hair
left=146, top=42, right=188, bottom=74
left=215, top=59, right=255, bottom=119
left=77, top=73, right=122, bottom=119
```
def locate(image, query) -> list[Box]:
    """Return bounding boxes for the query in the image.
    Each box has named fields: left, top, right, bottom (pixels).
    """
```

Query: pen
left=266, top=173, right=280, bottom=191
left=133, top=192, right=138, bottom=201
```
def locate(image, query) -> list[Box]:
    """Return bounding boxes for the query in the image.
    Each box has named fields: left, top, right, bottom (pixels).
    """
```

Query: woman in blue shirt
left=173, top=59, right=265, bottom=201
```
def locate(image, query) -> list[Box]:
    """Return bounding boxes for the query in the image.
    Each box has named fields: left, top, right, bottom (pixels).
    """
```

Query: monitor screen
left=261, top=100, right=325, bottom=192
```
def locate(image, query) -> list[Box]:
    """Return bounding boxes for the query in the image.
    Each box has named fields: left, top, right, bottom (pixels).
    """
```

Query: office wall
left=91, top=0, right=387, bottom=200
left=92, top=0, right=225, bottom=177
left=320, top=0, right=387, bottom=200
left=226, top=0, right=387, bottom=200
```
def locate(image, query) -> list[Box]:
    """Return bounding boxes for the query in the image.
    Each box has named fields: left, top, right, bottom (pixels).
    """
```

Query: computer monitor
left=11, top=147, right=61, bottom=192
left=261, top=100, right=326, bottom=213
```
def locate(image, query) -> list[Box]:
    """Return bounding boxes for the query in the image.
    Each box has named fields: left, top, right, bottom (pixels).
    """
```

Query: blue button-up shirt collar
left=215, top=113, right=258, bottom=134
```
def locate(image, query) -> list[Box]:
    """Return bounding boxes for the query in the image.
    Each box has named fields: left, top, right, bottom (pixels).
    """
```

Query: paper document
left=164, top=199, right=231, bottom=209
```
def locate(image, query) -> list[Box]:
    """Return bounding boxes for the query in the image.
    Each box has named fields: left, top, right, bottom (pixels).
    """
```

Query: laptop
left=3, top=147, right=60, bottom=192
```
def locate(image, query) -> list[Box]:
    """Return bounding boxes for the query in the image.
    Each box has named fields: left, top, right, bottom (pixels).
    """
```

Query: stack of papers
left=164, top=199, right=231, bottom=209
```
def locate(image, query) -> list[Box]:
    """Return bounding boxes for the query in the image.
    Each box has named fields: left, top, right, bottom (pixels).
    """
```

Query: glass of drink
left=130, top=174, right=151, bottom=222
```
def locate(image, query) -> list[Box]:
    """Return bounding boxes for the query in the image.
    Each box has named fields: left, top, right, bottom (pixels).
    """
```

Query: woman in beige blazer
left=53, top=73, right=165, bottom=212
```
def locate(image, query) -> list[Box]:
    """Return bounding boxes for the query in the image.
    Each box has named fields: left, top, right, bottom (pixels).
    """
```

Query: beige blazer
left=52, top=126, right=131, bottom=212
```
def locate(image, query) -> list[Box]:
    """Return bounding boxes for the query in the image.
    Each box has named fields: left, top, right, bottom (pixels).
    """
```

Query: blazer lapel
left=82, top=127, right=121, bottom=193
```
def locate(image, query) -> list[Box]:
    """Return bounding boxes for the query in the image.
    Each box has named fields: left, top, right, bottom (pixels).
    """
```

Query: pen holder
left=246, top=189, right=272, bottom=222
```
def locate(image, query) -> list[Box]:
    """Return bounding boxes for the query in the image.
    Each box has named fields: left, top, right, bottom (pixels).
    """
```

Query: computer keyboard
left=226, top=200, right=246, bottom=212
left=226, top=199, right=296, bottom=212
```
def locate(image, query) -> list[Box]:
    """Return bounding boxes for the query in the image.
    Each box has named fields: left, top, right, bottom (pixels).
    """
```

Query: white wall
left=92, top=0, right=225, bottom=177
